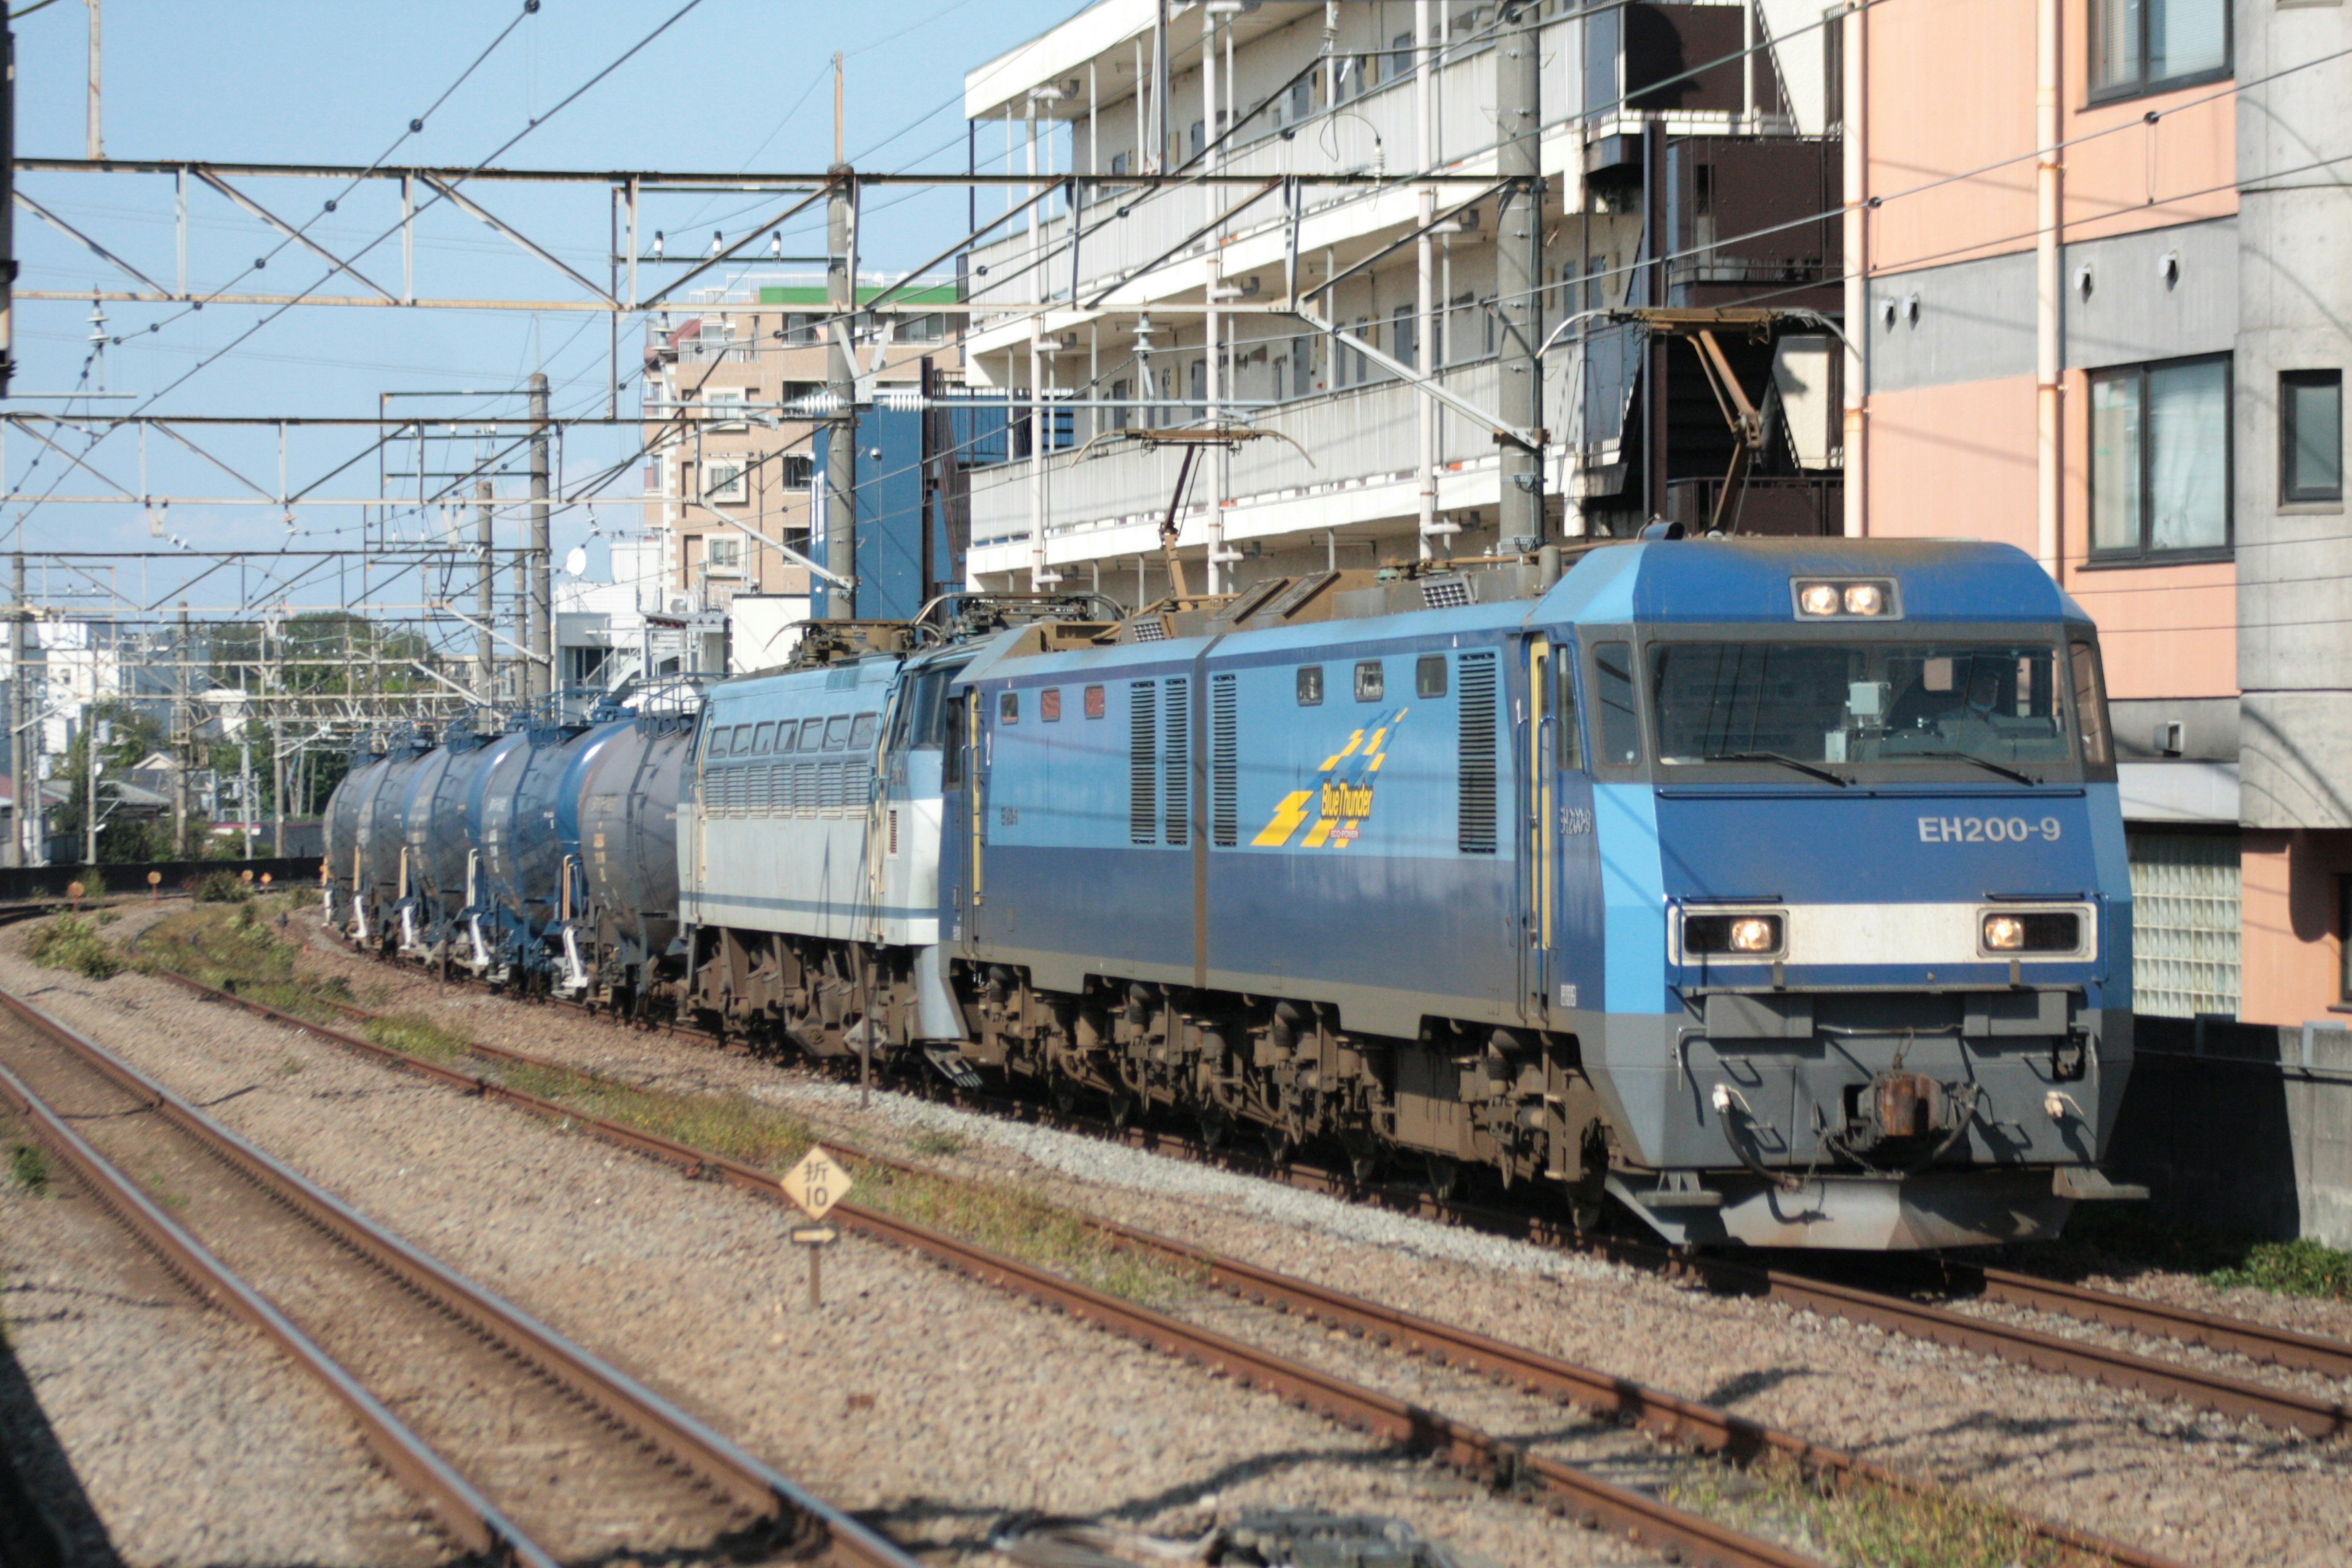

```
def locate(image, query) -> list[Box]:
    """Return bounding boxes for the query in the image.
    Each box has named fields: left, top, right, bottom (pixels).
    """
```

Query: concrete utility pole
left=1415, top=0, right=1440, bottom=562
left=475, top=479, right=495, bottom=701
left=239, top=729, right=253, bottom=861
left=526, top=372, right=551, bottom=699
left=173, top=601, right=188, bottom=856
left=271, top=713, right=284, bottom=856
left=1494, top=1, right=1544, bottom=545
left=823, top=166, right=857, bottom=617
left=83, top=712, right=99, bottom=866
left=84, top=0, right=99, bottom=161
left=6, top=555, right=21, bottom=869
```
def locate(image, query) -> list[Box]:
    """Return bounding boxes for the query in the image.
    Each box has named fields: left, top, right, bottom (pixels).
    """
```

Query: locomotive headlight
left=1842, top=582, right=1886, bottom=616
left=1797, top=582, right=1842, bottom=617
left=1979, top=910, right=2082, bottom=954
left=1684, top=911, right=1784, bottom=957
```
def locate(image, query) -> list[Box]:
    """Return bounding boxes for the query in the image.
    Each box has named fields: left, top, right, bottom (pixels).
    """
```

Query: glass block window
left=2128, top=831, right=2241, bottom=1019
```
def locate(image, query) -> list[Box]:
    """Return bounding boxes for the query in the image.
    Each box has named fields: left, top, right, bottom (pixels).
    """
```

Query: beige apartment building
left=638, top=280, right=958, bottom=634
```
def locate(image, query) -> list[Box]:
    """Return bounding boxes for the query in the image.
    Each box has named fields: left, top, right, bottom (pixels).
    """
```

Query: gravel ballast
left=0, top=1103, right=440, bottom=1568
left=7, top=911, right=1684, bottom=1568
left=262, top=914, right=2352, bottom=1568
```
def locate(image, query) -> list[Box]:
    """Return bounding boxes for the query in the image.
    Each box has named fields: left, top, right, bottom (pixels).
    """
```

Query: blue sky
left=3, top=0, right=1072, bottom=614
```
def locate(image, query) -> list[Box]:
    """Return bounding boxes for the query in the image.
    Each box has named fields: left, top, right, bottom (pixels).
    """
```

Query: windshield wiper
left=1893, top=749, right=2040, bottom=786
left=1702, top=751, right=1850, bottom=787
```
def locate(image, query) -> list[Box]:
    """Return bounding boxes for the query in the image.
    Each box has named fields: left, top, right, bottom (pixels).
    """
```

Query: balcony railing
left=968, top=355, right=1596, bottom=556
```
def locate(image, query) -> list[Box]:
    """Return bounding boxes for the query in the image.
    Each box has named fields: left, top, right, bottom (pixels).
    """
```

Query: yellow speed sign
left=781, top=1145, right=852, bottom=1222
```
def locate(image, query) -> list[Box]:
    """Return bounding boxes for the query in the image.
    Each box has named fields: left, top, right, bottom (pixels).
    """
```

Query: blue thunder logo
left=1252, top=707, right=1408, bottom=848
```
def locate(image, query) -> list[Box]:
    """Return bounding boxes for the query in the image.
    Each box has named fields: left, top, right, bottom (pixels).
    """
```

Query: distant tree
left=51, top=702, right=173, bottom=863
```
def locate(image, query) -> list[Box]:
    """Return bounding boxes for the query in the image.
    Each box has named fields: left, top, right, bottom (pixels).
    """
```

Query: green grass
left=2206, top=1238, right=2352, bottom=1302
left=28, top=912, right=123, bottom=980
left=1667, top=1452, right=2105, bottom=1568
left=908, top=1128, right=968, bottom=1158
left=8, top=1143, right=50, bottom=1196
left=2037, top=1203, right=2352, bottom=1303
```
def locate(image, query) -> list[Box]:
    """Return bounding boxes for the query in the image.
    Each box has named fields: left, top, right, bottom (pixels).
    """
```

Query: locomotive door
left=1528, top=638, right=1555, bottom=1016
left=940, top=687, right=984, bottom=948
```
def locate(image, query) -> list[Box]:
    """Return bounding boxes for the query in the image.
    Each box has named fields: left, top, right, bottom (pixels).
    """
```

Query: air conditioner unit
left=667, top=593, right=699, bottom=615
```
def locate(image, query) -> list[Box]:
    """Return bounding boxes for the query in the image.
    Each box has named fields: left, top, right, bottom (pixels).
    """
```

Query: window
left=1594, top=643, right=1642, bottom=766
left=732, top=725, right=753, bottom=753
left=1298, top=665, right=1324, bottom=705
left=2283, top=371, right=2342, bottom=505
left=782, top=454, right=815, bottom=490
left=849, top=713, right=878, bottom=748
left=1110, top=150, right=1131, bottom=178
left=705, top=533, right=744, bottom=571
left=1416, top=655, right=1447, bottom=699
left=704, top=462, right=748, bottom=505
left=1291, top=333, right=1314, bottom=397
left=2090, top=0, right=2228, bottom=100
left=2070, top=640, right=2114, bottom=767
left=1556, top=659, right=1584, bottom=770
left=2090, top=356, right=2230, bottom=560
left=1041, top=688, right=1063, bottom=722
left=998, top=690, right=1019, bottom=725
left=1289, top=72, right=1314, bottom=124
left=823, top=715, right=850, bottom=749
left=1354, top=660, right=1384, bottom=702
left=705, top=725, right=731, bottom=759
left=777, top=720, right=804, bottom=753
left=1392, top=304, right=1417, bottom=371
left=753, top=722, right=775, bottom=753
left=2342, top=875, right=2352, bottom=1004
left=705, top=386, right=750, bottom=430
left=563, top=646, right=611, bottom=688
left=1084, top=684, right=1106, bottom=719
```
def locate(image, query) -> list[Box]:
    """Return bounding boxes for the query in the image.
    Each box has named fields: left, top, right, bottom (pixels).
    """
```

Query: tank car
left=559, top=696, right=698, bottom=1011
left=396, top=716, right=505, bottom=959
left=328, top=726, right=436, bottom=948
left=669, top=538, right=2138, bottom=1250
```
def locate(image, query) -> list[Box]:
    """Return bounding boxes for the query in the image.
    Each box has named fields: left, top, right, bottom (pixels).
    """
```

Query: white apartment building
left=960, top=0, right=1840, bottom=601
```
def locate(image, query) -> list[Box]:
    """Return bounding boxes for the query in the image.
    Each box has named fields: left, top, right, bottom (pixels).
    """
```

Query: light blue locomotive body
left=330, top=536, right=2139, bottom=1249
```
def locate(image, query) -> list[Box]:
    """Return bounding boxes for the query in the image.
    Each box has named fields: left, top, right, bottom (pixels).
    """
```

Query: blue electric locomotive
left=330, top=534, right=2139, bottom=1250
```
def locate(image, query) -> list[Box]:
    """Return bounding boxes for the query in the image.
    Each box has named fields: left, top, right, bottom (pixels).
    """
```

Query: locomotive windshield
left=1651, top=639, right=2110, bottom=776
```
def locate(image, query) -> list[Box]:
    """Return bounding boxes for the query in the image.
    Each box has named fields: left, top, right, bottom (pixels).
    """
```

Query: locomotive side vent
left=1421, top=576, right=1472, bottom=611
left=1129, top=682, right=1158, bottom=844
left=1212, top=674, right=1238, bottom=846
left=1164, top=676, right=1191, bottom=846
left=1458, top=652, right=1498, bottom=854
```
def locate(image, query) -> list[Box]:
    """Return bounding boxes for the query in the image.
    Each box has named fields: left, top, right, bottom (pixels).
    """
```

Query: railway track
left=142, top=959, right=2192, bottom=1568
left=195, top=924, right=2352, bottom=1446
left=0, top=984, right=922, bottom=1568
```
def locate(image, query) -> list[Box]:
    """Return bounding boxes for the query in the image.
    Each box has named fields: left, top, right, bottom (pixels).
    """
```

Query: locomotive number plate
left=1917, top=815, right=2062, bottom=844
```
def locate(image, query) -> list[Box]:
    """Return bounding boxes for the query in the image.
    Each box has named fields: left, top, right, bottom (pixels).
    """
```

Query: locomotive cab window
left=1354, top=660, right=1384, bottom=702
left=1593, top=643, right=1642, bottom=767
left=1556, top=658, right=1585, bottom=770
left=999, top=691, right=1019, bottom=725
left=1297, top=665, right=1324, bottom=706
left=823, top=715, right=850, bottom=750
left=752, top=723, right=775, bottom=753
left=1416, top=655, right=1447, bottom=699
left=705, top=727, right=730, bottom=760
left=1649, top=639, right=2083, bottom=776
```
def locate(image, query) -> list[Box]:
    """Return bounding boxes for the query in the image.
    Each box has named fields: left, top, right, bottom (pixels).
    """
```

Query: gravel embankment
left=262, top=914, right=2352, bottom=1568
left=9, top=910, right=1672, bottom=1568
left=0, top=1102, right=441, bottom=1568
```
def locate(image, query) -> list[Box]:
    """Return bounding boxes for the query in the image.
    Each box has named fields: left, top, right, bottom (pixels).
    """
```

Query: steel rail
left=137, top=970, right=1823, bottom=1568
left=0, top=986, right=925, bottom=1568
left=0, top=1048, right=559, bottom=1568
left=151, top=965, right=2187, bottom=1568
left=1966, top=1265, right=2352, bottom=1382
